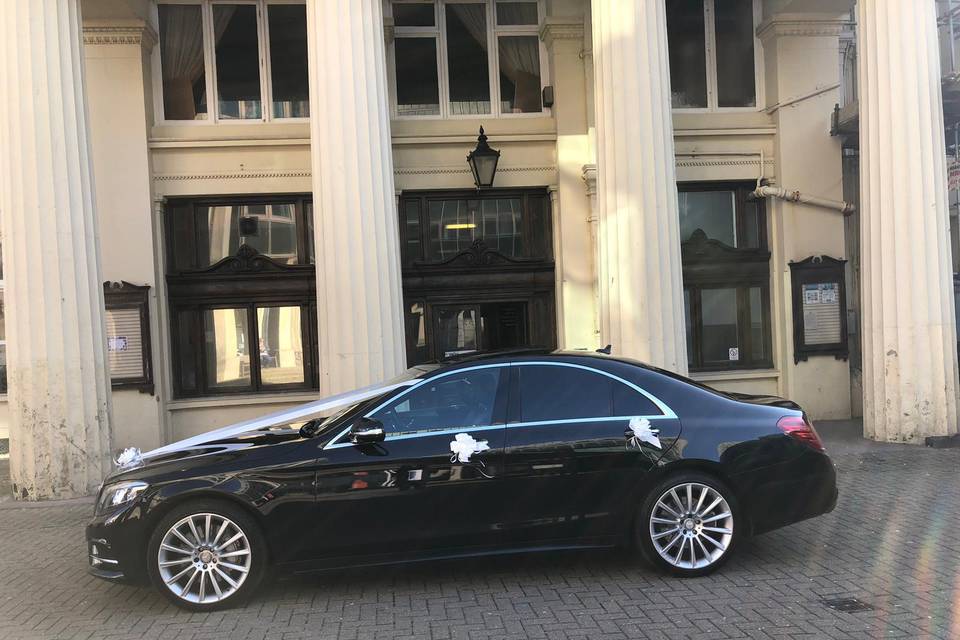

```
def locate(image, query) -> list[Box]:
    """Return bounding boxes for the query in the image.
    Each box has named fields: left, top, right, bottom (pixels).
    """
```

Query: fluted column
left=0, top=0, right=112, bottom=498
left=306, top=0, right=406, bottom=395
left=590, top=1, right=687, bottom=372
left=859, top=0, right=960, bottom=442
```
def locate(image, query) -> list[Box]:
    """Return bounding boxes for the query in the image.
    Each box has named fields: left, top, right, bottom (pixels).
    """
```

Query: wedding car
left=86, top=350, right=838, bottom=610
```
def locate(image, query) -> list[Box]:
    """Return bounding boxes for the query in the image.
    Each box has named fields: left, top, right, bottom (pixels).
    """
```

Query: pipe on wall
left=751, top=185, right=856, bottom=216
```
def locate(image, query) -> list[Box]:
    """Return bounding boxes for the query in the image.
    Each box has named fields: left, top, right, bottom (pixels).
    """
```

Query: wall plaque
left=789, top=256, right=848, bottom=364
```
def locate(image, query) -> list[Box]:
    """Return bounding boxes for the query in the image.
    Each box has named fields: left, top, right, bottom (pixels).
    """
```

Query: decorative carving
left=83, top=24, right=158, bottom=50
left=757, top=17, right=855, bottom=42
left=414, top=238, right=541, bottom=269
left=539, top=17, right=585, bottom=50
left=199, top=244, right=302, bottom=275
left=155, top=170, right=311, bottom=182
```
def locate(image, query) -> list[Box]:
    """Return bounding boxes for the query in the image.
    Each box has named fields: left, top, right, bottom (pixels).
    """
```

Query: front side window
left=166, top=196, right=317, bottom=397
left=665, top=0, right=759, bottom=110
left=680, top=183, right=772, bottom=371
left=372, top=367, right=503, bottom=436
left=390, top=1, right=545, bottom=118
left=516, top=365, right=660, bottom=423
left=157, top=2, right=308, bottom=122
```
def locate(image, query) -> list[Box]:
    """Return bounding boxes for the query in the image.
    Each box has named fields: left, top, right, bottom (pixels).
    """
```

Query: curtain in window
left=498, top=36, right=540, bottom=111
left=450, top=4, right=487, bottom=48
left=159, top=6, right=206, bottom=118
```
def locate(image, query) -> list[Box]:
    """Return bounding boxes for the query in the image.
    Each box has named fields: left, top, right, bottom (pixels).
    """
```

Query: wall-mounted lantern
left=467, top=126, right=500, bottom=189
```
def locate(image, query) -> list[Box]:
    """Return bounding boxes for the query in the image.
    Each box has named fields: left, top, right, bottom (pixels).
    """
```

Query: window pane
left=435, top=306, right=479, bottom=358
left=176, top=310, right=198, bottom=394
left=403, top=200, right=422, bottom=265
left=666, top=0, right=708, bottom=108
left=305, top=202, right=315, bottom=264
left=715, top=0, right=757, bottom=107
left=684, top=289, right=694, bottom=368
left=701, top=288, right=739, bottom=364
left=158, top=4, right=207, bottom=120
left=518, top=365, right=612, bottom=422
left=405, top=302, right=429, bottom=365
left=749, top=287, right=766, bottom=362
left=257, top=306, right=304, bottom=385
left=426, top=198, right=525, bottom=261
left=498, top=36, right=542, bottom=113
left=740, top=197, right=762, bottom=248
left=204, top=308, right=251, bottom=389
left=214, top=5, right=262, bottom=120
left=268, top=4, right=309, bottom=118
left=496, top=2, right=538, bottom=25
left=200, top=204, right=299, bottom=265
left=678, top=190, right=737, bottom=246
left=373, top=368, right=502, bottom=436
left=393, top=3, right=435, bottom=26
left=445, top=4, right=491, bottom=115
left=395, top=38, right=441, bottom=116
left=612, top=382, right=660, bottom=416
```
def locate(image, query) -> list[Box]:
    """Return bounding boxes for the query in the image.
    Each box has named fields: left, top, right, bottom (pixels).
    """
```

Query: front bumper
left=85, top=502, right=151, bottom=585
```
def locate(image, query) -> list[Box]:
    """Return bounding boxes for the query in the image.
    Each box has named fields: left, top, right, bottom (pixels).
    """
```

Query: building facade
left=0, top=0, right=957, bottom=499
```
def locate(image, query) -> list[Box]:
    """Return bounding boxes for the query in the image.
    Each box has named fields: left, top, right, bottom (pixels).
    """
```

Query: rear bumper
left=735, top=450, right=838, bottom=535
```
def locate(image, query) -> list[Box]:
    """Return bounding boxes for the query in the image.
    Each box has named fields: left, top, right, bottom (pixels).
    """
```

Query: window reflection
left=257, top=306, right=304, bottom=385
left=204, top=308, right=251, bottom=389
left=445, top=4, right=491, bottom=115
left=701, top=288, right=739, bottom=364
left=158, top=4, right=207, bottom=120
left=679, top=191, right=739, bottom=247
left=428, top=198, right=523, bottom=260
left=214, top=5, right=262, bottom=120
left=201, top=204, right=298, bottom=265
left=436, top=307, right=478, bottom=358
left=268, top=4, right=309, bottom=118
left=395, top=38, right=441, bottom=116
left=498, top=36, right=542, bottom=113
left=666, top=0, right=708, bottom=108
left=715, top=0, right=757, bottom=108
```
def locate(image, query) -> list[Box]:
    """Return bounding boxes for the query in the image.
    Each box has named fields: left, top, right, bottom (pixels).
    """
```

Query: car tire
left=146, top=499, right=267, bottom=611
left=635, top=471, right=740, bottom=577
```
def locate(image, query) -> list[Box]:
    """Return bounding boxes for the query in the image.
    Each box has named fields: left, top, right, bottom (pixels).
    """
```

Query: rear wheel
left=147, top=500, right=267, bottom=611
left=636, top=471, right=739, bottom=577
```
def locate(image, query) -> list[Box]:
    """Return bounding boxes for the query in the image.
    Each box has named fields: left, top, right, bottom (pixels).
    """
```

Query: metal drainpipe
left=750, top=185, right=857, bottom=216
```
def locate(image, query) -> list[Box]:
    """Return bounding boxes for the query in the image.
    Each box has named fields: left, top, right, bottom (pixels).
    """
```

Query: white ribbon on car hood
left=130, top=378, right=418, bottom=465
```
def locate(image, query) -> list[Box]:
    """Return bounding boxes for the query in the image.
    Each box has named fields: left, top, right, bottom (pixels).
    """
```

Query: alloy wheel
left=648, top=482, right=733, bottom=570
left=157, top=512, right=252, bottom=604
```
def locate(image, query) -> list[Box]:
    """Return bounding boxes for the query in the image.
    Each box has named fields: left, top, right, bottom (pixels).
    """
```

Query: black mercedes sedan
left=87, top=351, right=837, bottom=611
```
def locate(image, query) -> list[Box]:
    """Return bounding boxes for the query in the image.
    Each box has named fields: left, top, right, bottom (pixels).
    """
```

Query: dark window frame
left=680, top=181, right=773, bottom=372
left=164, top=194, right=318, bottom=398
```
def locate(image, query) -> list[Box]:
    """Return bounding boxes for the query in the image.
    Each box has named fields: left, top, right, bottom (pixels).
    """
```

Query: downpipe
left=750, top=185, right=856, bottom=216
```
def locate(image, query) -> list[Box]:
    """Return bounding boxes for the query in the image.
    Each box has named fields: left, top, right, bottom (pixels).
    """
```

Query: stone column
left=858, top=0, right=960, bottom=442
left=0, top=0, right=112, bottom=498
left=306, top=0, right=407, bottom=395
left=590, top=1, right=687, bottom=372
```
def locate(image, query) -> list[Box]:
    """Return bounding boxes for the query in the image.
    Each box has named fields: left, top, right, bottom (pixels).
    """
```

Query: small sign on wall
left=789, top=256, right=848, bottom=364
left=103, top=281, right=154, bottom=394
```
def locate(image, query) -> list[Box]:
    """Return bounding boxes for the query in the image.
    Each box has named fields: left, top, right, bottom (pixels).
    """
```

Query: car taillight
left=777, top=415, right=825, bottom=451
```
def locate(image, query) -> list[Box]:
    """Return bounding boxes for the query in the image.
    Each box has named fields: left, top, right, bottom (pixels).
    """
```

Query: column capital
left=540, top=16, right=585, bottom=51
left=757, top=14, right=854, bottom=42
left=581, top=164, right=597, bottom=197
left=83, top=19, right=158, bottom=52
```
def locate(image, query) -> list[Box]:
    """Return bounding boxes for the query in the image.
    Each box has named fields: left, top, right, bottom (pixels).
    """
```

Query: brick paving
left=0, top=421, right=958, bottom=640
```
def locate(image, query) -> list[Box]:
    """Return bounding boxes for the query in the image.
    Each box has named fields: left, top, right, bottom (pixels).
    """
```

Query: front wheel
left=636, top=471, right=739, bottom=577
left=147, top=500, right=267, bottom=611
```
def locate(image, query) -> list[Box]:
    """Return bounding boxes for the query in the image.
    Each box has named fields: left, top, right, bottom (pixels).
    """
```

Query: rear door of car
left=499, top=361, right=681, bottom=546
left=309, top=364, right=510, bottom=561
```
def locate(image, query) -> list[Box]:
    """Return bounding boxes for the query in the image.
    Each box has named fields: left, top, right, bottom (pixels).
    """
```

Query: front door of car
left=309, top=364, right=510, bottom=561
left=500, top=362, right=681, bottom=546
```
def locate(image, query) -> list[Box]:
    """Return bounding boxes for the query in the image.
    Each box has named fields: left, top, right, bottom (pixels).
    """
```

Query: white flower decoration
left=628, top=417, right=661, bottom=450
left=449, top=433, right=490, bottom=463
left=115, top=447, right=143, bottom=469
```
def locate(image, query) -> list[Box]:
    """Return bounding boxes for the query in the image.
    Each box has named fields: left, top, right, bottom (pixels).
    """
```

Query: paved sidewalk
left=0, top=422, right=958, bottom=639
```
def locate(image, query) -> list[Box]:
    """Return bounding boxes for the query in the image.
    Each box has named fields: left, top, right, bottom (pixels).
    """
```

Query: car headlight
left=96, top=480, right=148, bottom=515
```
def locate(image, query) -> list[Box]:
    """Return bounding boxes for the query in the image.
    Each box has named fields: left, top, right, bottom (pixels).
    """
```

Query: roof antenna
left=596, top=344, right=612, bottom=354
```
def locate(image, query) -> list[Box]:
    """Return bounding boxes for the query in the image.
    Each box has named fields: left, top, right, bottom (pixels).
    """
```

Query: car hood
left=727, top=392, right=802, bottom=411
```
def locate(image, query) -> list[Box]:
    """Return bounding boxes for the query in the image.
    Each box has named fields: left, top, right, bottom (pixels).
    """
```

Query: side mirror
left=349, top=417, right=385, bottom=445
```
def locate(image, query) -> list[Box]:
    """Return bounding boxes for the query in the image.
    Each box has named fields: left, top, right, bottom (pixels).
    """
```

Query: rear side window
left=516, top=365, right=660, bottom=422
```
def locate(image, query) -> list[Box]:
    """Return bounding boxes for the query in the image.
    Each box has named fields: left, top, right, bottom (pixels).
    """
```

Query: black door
left=500, top=362, right=682, bottom=546
left=433, top=301, right=530, bottom=360
left=307, top=365, right=510, bottom=563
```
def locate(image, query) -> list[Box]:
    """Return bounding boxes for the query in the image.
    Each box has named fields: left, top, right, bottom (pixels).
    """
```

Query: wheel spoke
left=180, top=568, right=199, bottom=597
left=686, top=484, right=693, bottom=511
left=694, top=486, right=707, bottom=514
left=212, top=518, right=229, bottom=546
left=651, top=516, right=678, bottom=525
left=657, top=501, right=682, bottom=519
left=159, top=558, right=191, bottom=567
left=209, top=570, right=223, bottom=597
left=673, top=537, right=687, bottom=565
left=198, top=571, right=206, bottom=602
left=214, top=565, right=239, bottom=589
left=187, top=518, right=203, bottom=545
left=219, top=531, right=244, bottom=549
left=702, top=511, right=731, bottom=524
left=689, top=536, right=697, bottom=566
left=699, top=497, right=723, bottom=518
left=652, top=527, right=679, bottom=540
left=700, top=531, right=724, bottom=549
left=170, top=527, right=195, bottom=549
left=694, top=536, right=711, bottom=559
left=161, top=543, right=192, bottom=555
left=702, top=525, right=732, bottom=534
left=204, top=515, right=212, bottom=544
left=669, top=489, right=685, bottom=513
left=661, top=532, right=682, bottom=553
left=218, top=549, right=251, bottom=559
left=219, top=561, right=249, bottom=574
left=165, top=564, right=194, bottom=585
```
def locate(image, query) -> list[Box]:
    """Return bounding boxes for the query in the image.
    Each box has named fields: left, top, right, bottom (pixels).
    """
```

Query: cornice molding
left=155, top=165, right=557, bottom=181
left=757, top=14, right=854, bottom=41
left=676, top=158, right=775, bottom=169
left=83, top=21, right=158, bottom=51
left=539, top=16, right=585, bottom=49
left=394, top=164, right=556, bottom=176
left=581, top=164, right=597, bottom=196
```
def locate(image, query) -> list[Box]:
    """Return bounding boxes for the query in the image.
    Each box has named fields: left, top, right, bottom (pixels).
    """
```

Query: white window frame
left=670, top=0, right=764, bottom=113
left=153, top=0, right=309, bottom=125
left=386, top=0, right=550, bottom=120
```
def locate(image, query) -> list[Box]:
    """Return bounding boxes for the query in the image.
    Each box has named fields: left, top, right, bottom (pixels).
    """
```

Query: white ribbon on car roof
left=115, top=378, right=420, bottom=469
